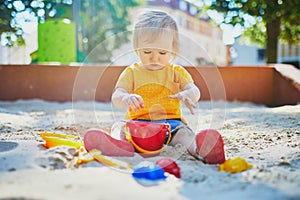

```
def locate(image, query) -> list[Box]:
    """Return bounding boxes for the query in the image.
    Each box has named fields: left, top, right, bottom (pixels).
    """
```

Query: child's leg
left=111, top=121, right=126, bottom=140
left=170, top=126, right=225, bottom=164
left=169, top=125, right=198, bottom=156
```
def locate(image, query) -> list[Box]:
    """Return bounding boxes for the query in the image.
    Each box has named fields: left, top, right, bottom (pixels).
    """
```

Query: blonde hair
left=133, top=10, right=179, bottom=55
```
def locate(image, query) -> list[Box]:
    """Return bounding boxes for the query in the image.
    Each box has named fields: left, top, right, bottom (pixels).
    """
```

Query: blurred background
left=0, top=0, right=299, bottom=68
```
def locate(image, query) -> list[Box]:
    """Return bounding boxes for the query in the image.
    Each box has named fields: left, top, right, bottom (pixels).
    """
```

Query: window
left=179, top=0, right=187, bottom=11
left=281, top=43, right=285, bottom=57
left=258, top=49, right=265, bottom=61
left=177, top=15, right=183, bottom=27
left=189, top=6, right=197, bottom=15
left=295, top=44, right=299, bottom=56
left=288, top=45, right=292, bottom=57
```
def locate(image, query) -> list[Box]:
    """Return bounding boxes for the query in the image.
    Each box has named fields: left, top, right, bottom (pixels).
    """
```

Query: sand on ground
left=0, top=99, right=299, bottom=200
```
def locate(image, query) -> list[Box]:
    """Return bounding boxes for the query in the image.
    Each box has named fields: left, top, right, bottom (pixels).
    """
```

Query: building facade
left=112, top=0, right=228, bottom=66
left=278, top=43, right=300, bottom=68
left=232, top=41, right=300, bottom=69
left=147, top=0, right=228, bottom=66
left=0, top=0, right=228, bottom=66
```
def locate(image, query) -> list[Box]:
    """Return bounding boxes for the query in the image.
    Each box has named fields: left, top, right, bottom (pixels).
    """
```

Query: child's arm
left=112, top=88, right=144, bottom=111
left=170, top=83, right=200, bottom=114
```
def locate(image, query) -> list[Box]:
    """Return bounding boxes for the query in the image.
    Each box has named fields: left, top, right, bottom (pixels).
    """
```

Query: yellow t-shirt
left=115, top=63, right=193, bottom=121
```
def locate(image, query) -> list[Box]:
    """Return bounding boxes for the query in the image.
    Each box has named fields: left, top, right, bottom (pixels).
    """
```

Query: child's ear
left=171, top=51, right=177, bottom=60
left=134, top=49, right=139, bottom=56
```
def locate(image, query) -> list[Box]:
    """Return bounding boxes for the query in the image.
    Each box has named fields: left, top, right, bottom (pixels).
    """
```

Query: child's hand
left=170, top=92, right=197, bottom=115
left=122, top=94, right=144, bottom=111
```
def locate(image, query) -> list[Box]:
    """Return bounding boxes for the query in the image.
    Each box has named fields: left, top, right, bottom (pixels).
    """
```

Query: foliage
left=0, top=0, right=63, bottom=46
left=241, top=20, right=266, bottom=47
left=76, top=0, right=142, bottom=63
left=206, top=0, right=300, bottom=63
left=0, top=0, right=141, bottom=63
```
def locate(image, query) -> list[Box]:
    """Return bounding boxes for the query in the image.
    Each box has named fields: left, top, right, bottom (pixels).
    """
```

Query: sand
left=0, top=99, right=299, bottom=200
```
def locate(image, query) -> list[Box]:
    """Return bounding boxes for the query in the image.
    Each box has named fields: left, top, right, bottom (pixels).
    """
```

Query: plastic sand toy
left=76, top=148, right=132, bottom=170
left=124, top=121, right=171, bottom=156
left=132, top=161, right=166, bottom=186
left=155, top=158, right=181, bottom=178
left=89, top=149, right=133, bottom=170
left=219, top=157, right=253, bottom=173
left=40, top=132, right=84, bottom=149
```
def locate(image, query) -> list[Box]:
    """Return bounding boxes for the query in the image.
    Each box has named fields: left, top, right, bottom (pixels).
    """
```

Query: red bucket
left=125, top=121, right=171, bottom=155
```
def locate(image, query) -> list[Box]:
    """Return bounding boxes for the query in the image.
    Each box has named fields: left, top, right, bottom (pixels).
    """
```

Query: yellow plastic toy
left=76, top=146, right=94, bottom=164
left=40, top=132, right=84, bottom=149
left=219, top=157, right=253, bottom=173
left=76, top=148, right=132, bottom=170
left=89, top=149, right=133, bottom=170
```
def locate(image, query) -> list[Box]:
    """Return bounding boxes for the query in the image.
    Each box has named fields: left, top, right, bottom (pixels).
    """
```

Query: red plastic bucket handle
left=124, top=123, right=171, bottom=155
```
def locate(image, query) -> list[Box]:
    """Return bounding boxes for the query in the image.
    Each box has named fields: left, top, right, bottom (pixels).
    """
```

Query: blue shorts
left=136, top=119, right=185, bottom=144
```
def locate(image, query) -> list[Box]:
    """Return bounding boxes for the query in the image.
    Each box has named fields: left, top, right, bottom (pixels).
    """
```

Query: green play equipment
left=37, top=19, right=76, bottom=64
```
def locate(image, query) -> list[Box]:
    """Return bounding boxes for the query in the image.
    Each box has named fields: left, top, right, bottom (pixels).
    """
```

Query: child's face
left=136, top=32, right=174, bottom=70
left=137, top=48, right=172, bottom=70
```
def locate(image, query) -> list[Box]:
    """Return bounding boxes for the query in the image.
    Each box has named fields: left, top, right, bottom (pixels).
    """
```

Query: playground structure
left=0, top=64, right=299, bottom=107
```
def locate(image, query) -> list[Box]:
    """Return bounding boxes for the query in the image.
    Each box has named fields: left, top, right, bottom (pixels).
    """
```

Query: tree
left=0, top=0, right=141, bottom=63
left=206, top=0, right=300, bottom=63
left=0, top=0, right=62, bottom=47
left=75, top=0, right=141, bottom=63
